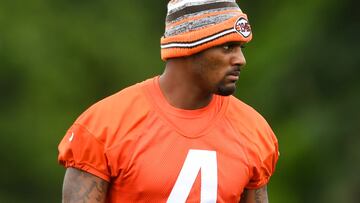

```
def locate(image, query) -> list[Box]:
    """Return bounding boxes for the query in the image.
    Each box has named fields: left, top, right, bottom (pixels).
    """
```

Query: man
left=58, top=0, right=279, bottom=202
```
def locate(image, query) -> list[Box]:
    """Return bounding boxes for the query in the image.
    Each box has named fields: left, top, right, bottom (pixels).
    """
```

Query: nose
left=231, top=45, right=246, bottom=69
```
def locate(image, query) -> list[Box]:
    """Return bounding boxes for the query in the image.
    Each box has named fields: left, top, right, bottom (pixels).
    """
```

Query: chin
left=216, top=85, right=236, bottom=96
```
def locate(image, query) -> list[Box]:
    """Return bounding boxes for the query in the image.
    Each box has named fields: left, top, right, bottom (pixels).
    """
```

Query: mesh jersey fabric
left=58, top=76, right=279, bottom=203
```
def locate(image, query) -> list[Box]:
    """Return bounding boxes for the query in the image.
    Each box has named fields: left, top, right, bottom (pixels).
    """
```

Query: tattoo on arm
left=255, top=186, right=268, bottom=203
left=62, top=167, right=109, bottom=203
left=240, top=185, right=269, bottom=203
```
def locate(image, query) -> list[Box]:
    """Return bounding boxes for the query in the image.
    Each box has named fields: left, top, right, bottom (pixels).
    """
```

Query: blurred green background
left=0, top=0, right=359, bottom=202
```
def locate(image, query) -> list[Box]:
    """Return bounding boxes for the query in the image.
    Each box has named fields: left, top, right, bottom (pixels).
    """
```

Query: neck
left=159, top=58, right=213, bottom=110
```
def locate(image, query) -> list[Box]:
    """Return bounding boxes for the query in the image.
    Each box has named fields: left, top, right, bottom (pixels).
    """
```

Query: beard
left=215, top=81, right=237, bottom=96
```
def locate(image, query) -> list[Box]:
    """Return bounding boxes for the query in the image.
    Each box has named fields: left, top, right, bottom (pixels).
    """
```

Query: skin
left=159, top=41, right=246, bottom=109
left=240, top=186, right=269, bottom=203
left=189, top=42, right=246, bottom=96
left=62, top=167, right=109, bottom=203
left=62, top=42, right=270, bottom=202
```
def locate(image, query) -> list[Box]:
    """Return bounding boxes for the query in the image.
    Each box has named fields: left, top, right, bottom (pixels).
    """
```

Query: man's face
left=189, top=42, right=247, bottom=96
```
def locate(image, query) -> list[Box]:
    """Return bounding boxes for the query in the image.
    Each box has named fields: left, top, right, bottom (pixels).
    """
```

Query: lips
left=229, top=70, right=240, bottom=76
left=227, top=68, right=241, bottom=82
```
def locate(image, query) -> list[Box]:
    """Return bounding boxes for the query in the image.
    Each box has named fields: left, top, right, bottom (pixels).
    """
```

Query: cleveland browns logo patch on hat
left=234, top=17, right=251, bottom=38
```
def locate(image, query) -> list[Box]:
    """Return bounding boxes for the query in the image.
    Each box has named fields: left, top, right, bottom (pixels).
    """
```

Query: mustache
left=227, top=66, right=241, bottom=75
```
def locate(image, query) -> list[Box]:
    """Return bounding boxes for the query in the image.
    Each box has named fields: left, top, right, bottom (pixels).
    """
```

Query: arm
left=62, top=167, right=109, bottom=203
left=240, top=185, right=269, bottom=203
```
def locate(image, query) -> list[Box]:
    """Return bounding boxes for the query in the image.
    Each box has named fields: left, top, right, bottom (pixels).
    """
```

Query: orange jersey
left=58, top=76, right=279, bottom=203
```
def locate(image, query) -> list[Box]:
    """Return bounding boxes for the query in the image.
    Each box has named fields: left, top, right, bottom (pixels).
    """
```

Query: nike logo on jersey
left=69, top=132, right=74, bottom=142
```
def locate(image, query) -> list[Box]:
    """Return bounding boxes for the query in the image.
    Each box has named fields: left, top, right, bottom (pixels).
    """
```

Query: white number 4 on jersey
left=167, top=149, right=218, bottom=203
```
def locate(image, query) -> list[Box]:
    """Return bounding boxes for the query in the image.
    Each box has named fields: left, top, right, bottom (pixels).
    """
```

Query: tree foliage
left=0, top=0, right=358, bottom=202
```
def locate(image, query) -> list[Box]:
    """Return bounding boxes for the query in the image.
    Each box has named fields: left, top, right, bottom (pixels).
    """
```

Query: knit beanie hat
left=161, top=0, right=252, bottom=61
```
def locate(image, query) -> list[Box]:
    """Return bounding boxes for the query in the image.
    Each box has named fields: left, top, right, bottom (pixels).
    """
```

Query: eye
left=222, top=44, right=230, bottom=50
left=222, top=43, right=235, bottom=51
left=222, top=43, right=245, bottom=52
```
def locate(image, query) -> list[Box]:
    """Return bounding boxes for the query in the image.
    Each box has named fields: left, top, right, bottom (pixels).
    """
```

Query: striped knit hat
left=161, top=0, right=252, bottom=60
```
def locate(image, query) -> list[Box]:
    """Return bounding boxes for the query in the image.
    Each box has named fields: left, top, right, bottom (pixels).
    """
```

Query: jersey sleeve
left=245, top=120, right=279, bottom=189
left=58, top=122, right=111, bottom=182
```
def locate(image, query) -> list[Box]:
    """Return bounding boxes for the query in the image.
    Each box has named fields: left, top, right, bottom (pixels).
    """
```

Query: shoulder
left=79, top=81, right=150, bottom=120
left=225, top=95, right=276, bottom=141
left=225, top=96, right=279, bottom=188
left=73, top=79, right=153, bottom=144
left=226, top=95, right=269, bottom=128
left=225, top=95, right=278, bottom=160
